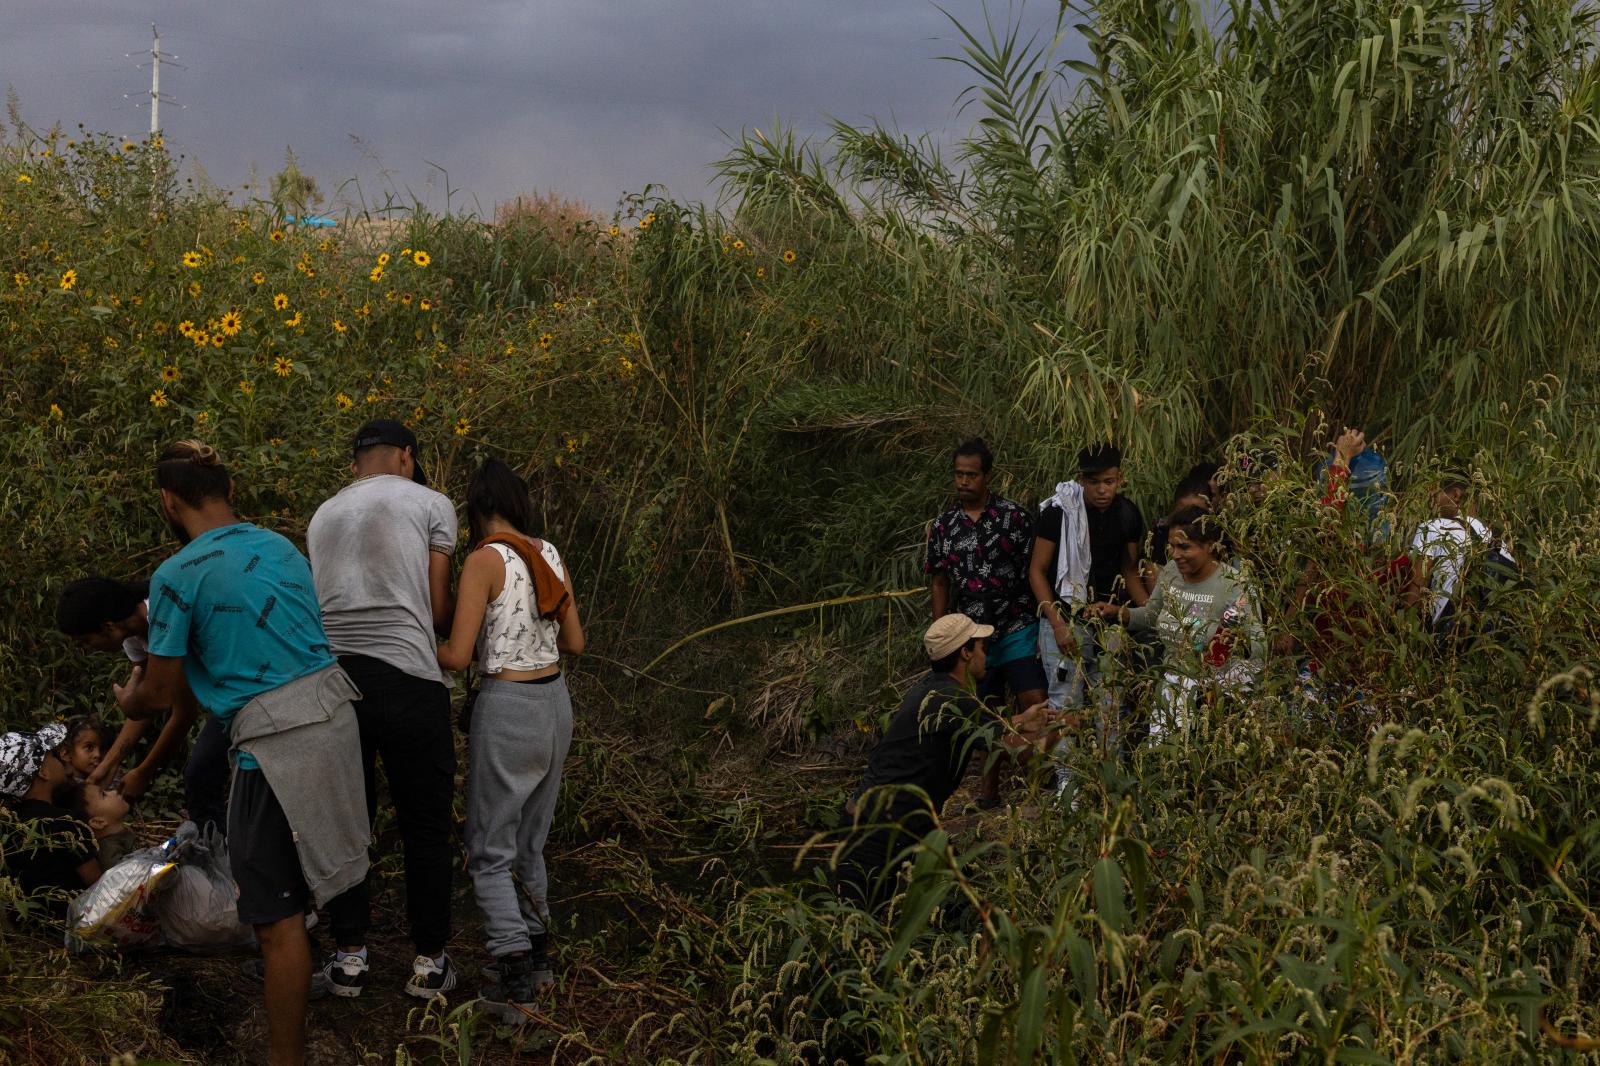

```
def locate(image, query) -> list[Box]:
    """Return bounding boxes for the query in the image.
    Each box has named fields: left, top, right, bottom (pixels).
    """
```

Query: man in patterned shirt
left=924, top=438, right=1046, bottom=807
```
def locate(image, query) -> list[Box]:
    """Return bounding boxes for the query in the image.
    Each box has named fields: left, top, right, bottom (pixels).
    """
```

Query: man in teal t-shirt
left=145, top=522, right=334, bottom=769
left=114, top=440, right=359, bottom=1066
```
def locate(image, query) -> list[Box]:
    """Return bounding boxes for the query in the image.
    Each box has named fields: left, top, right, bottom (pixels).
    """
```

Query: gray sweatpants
left=465, top=676, right=573, bottom=958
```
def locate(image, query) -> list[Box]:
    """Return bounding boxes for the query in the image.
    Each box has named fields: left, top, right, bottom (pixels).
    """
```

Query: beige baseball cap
left=923, top=614, right=994, bottom=659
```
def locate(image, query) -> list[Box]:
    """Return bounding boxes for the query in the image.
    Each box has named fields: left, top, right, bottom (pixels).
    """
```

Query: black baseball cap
left=353, top=419, right=428, bottom=486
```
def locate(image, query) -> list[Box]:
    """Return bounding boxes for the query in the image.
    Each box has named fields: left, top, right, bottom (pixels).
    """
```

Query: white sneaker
left=321, top=951, right=369, bottom=998
left=405, top=953, right=459, bottom=1000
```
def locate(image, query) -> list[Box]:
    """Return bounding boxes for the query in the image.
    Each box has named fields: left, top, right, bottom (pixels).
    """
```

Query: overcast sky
left=5, top=2, right=1071, bottom=216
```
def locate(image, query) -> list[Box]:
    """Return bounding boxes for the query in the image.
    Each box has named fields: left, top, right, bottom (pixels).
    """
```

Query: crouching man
left=833, top=615, right=1069, bottom=911
left=114, top=441, right=369, bottom=1066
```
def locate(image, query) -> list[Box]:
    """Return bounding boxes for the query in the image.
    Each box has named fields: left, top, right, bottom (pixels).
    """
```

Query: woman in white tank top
left=436, top=459, right=584, bottom=1016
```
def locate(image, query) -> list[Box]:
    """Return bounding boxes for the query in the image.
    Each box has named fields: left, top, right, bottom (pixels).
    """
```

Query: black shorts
left=978, top=652, right=1048, bottom=706
left=229, top=768, right=310, bottom=926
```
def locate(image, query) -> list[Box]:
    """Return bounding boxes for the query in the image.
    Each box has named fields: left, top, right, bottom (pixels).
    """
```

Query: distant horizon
left=5, top=2, right=1077, bottom=215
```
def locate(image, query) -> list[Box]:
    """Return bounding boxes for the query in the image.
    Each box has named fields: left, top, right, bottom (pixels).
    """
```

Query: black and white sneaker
left=320, top=951, right=369, bottom=998
left=405, top=953, right=459, bottom=1000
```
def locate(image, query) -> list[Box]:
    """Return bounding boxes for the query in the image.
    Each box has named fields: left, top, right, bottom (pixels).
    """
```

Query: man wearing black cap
left=306, top=419, right=461, bottom=1000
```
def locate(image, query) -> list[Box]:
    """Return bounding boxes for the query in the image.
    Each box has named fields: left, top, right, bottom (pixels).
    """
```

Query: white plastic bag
left=66, top=848, right=176, bottom=949
left=157, top=822, right=255, bottom=951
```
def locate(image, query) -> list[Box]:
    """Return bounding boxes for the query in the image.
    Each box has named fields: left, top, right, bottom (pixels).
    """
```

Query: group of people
left=2, top=420, right=583, bottom=1065
left=835, top=432, right=1505, bottom=907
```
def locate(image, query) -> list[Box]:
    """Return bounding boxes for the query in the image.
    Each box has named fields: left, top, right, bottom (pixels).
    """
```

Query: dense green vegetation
left=4, top=1, right=1600, bottom=1061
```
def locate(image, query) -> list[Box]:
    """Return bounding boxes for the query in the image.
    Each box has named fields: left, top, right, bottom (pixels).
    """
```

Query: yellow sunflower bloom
left=411, top=250, right=431, bottom=267
left=123, top=141, right=137, bottom=152
left=211, top=334, right=225, bottom=349
left=182, top=251, right=202, bottom=268
left=539, top=333, right=553, bottom=349
left=16, top=174, right=31, bottom=184
left=369, top=266, right=384, bottom=283
left=191, top=330, right=210, bottom=347
left=273, top=356, right=294, bottom=377
left=12, top=272, right=27, bottom=288
left=177, top=319, right=194, bottom=336
left=196, top=411, right=210, bottom=426
left=377, top=253, right=391, bottom=266
left=782, top=250, right=796, bottom=263
left=49, top=403, right=63, bottom=419
left=252, top=272, right=266, bottom=285
left=238, top=380, right=255, bottom=395
left=220, top=311, right=242, bottom=336
left=152, top=321, right=168, bottom=335
left=756, top=267, right=766, bottom=279
left=419, top=299, right=432, bottom=311
left=731, top=240, right=744, bottom=251
left=162, top=365, right=181, bottom=383
left=608, top=225, right=619, bottom=237
left=273, top=293, right=289, bottom=310
left=187, top=281, right=202, bottom=297
left=336, top=392, right=354, bottom=410
left=400, top=293, right=413, bottom=305
left=59, top=269, right=77, bottom=290
left=454, top=418, right=471, bottom=436
left=284, top=311, right=303, bottom=327
left=269, top=230, right=285, bottom=242
left=150, top=389, right=169, bottom=407
left=333, top=320, right=347, bottom=333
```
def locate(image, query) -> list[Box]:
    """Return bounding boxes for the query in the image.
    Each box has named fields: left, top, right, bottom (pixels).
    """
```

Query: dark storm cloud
left=5, top=1, right=1071, bottom=212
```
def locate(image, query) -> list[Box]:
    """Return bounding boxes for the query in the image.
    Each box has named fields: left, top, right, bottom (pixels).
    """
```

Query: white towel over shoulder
left=1042, top=481, right=1092, bottom=607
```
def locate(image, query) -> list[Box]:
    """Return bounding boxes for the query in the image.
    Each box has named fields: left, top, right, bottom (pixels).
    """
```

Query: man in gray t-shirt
left=306, top=419, right=462, bottom=1002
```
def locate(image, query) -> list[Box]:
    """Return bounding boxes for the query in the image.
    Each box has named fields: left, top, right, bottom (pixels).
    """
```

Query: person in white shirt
left=1408, top=473, right=1509, bottom=631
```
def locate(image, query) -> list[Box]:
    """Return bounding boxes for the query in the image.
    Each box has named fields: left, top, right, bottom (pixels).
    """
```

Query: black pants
left=325, top=655, right=457, bottom=956
left=183, top=714, right=230, bottom=834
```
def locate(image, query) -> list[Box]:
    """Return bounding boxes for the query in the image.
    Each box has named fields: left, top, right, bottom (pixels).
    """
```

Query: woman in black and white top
left=437, top=458, right=583, bottom=1022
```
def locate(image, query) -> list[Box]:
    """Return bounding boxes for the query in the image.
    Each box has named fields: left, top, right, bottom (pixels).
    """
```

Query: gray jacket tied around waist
left=230, top=663, right=371, bottom=907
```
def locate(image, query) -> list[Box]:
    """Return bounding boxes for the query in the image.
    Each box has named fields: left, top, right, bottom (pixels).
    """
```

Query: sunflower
left=608, top=225, right=619, bottom=237
left=269, top=230, right=285, bottom=242
left=123, top=141, right=137, bottom=152
left=177, top=319, right=194, bottom=336
left=332, top=320, right=347, bottom=333
left=59, top=269, right=77, bottom=290
left=413, top=405, right=426, bottom=421
left=335, top=392, right=354, bottom=410
left=756, top=267, right=766, bottom=279
left=238, top=380, right=255, bottom=395
left=187, top=281, right=202, bottom=297
left=161, top=365, right=181, bottom=383
left=539, top=333, right=553, bottom=349
left=284, top=311, right=303, bottom=327
left=150, top=389, right=169, bottom=407
left=411, top=250, right=431, bottom=267
left=195, top=411, right=210, bottom=426
left=16, top=174, right=31, bottom=184
left=369, top=266, right=384, bottom=283
left=49, top=403, right=63, bottom=419
left=377, top=253, right=391, bottom=267
left=152, top=321, right=168, bottom=335
left=273, top=356, right=294, bottom=377
left=782, top=249, right=796, bottom=263
left=419, top=299, right=432, bottom=311
left=219, top=311, right=242, bottom=336
left=355, top=302, right=371, bottom=317
left=454, top=418, right=471, bottom=437
left=731, top=240, right=745, bottom=251
left=252, top=271, right=265, bottom=285
left=182, top=251, right=202, bottom=268
left=273, top=293, right=289, bottom=310
left=211, top=335, right=224, bottom=349
left=191, top=330, right=210, bottom=348
left=12, top=272, right=28, bottom=288
left=400, top=293, right=413, bottom=305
